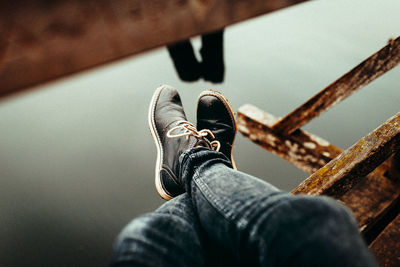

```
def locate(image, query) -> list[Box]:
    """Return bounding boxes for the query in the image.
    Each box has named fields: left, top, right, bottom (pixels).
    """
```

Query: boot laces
left=166, top=120, right=221, bottom=151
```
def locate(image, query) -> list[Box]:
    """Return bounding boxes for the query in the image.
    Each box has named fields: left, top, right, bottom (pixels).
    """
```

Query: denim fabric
left=111, top=147, right=377, bottom=267
left=110, top=194, right=205, bottom=267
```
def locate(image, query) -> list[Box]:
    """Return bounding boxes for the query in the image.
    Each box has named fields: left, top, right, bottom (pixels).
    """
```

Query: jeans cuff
left=179, top=147, right=233, bottom=192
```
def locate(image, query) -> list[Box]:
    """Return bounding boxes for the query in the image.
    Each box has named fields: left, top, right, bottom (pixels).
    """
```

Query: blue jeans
left=110, top=148, right=376, bottom=266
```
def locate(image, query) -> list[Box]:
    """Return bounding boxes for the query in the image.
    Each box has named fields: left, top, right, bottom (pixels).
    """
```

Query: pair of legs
left=110, top=86, right=376, bottom=266
left=167, top=30, right=224, bottom=83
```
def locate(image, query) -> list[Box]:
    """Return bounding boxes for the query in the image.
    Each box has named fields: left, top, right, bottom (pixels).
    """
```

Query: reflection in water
left=0, top=0, right=399, bottom=266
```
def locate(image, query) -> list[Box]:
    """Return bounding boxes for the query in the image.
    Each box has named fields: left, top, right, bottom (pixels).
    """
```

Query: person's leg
left=110, top=194, right=205, bottom=267
left=180, top=147, right=377, bottom=267
left=167, top=40, right=201, bottom=82
left=147, top=85, right=376, bottom=266
left=167, top=30, right=225, bottom=83
left=200, top=30, right=224, bottom=83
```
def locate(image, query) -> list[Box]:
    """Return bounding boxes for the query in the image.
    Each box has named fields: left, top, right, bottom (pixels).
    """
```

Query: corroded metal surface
left=339, top=159, right=400, bottom=234
left=370, top=213, right=400, bottom=267
left=0, top=0, right=308, bottom=98
left=273, top=36, right=400, bottom=135
left=385, top=152, right=400, bottom=181
left=237, top=104, right=342, bottom=174
left=292, top=112, right=400, bottom=197
left=237, top=35, right=400, bottom=264
left=238, top=104, right=400, bottom=239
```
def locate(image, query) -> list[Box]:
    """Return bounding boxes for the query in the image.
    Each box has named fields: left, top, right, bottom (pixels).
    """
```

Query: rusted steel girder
left=238, top=105, right=400, bottom=236
left=292, top=112, right=400, bottom=197
left=0, top=0, right=308, bottom=99
left=237, top=104, right=342, bottom=174
left=370, top=213, right=400, bottom=267
left=385, top=152, right=400, bottom=181
left=338, top=158, right=400, bottom=234
left=272, top=36, right=400, bottom=135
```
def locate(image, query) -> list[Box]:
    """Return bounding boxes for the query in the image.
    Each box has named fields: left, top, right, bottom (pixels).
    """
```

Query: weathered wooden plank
left=237, top=104, right=342, bottom=174
left=0, top=0, right=308, bottom=99
left=292, top=111, right=400, bottom=197
left=272, top=36, right=400, bottom=135
left=370, top=213, right=400, bottom=267
left=238, top=104, right=400, bottom=234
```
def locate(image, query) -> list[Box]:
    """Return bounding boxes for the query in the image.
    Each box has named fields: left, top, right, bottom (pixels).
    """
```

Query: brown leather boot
left=197, top=90, right=237, bottom=169
left=148, top=85, right=220, bottom=200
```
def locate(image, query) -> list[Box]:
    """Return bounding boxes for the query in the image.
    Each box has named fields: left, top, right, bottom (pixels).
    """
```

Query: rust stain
left=238, top=107, right=343, bottom=175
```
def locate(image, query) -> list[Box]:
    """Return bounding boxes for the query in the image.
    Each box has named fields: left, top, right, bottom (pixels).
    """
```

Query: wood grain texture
left=272, top=36, right=400, bottom=135
left=0, top=0, right=308, bottom=98
left=370, top=213, right=400, bottom=267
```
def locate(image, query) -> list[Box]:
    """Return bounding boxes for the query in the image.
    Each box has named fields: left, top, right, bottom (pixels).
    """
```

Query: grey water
left=0, top=0, right=399, bottom=266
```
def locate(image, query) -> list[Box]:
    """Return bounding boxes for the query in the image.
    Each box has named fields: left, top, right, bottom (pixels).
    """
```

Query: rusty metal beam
left=237, top=104, right=342, bottom=174
left=370, top=213, right=400, bottom=267
left=238, top=104, right=400, bottom=234
left=272, top=36, right=400, bottom=135
left=385, top=152, right=400, bottom=181
left=339, top=159, right=400, bottom=234
left=292, top=111, right=400, bottom=197
left=0, top=0, right=308, bottom=99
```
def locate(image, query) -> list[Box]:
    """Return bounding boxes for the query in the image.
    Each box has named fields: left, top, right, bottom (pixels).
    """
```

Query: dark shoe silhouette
left=167, top=30, right=225, bottom=83
left=197, top=90, right=237, bottom=169
left=200, top=30, right=225, bottom=83
left=167, top=41, right=201, bottom=82
left=149, top=85, right=221, bottom=200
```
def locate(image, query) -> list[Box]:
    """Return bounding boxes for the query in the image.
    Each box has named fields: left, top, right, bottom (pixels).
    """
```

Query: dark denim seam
left=192, top=175, right=233, bottom=226
left=234, top=191, right=289, bottom=231
left=191, top=160, right=237, bottom=223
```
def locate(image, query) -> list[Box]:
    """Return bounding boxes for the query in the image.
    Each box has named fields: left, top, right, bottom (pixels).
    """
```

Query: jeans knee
left=241, top=195, right=360, bottom=266
left=285, top=195, right=356, bottom=227
left=112, top=214, right=158, bottom=257
left=111, top=213, right=203, bottom=266
left=270, top=196, right=374, bottom=266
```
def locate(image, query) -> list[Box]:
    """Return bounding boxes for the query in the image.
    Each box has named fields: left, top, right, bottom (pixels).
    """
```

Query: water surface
left=0, top=0, right=399, bottom=266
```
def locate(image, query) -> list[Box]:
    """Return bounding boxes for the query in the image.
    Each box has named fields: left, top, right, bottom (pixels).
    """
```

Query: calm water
left=0, top=0, right=399, bottom=266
